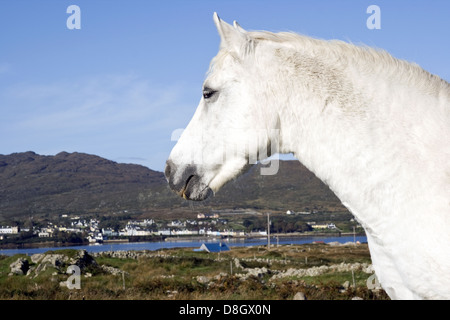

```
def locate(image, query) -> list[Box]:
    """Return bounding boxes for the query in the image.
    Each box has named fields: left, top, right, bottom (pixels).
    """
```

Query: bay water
left=0, top=235, right=366, bottom=256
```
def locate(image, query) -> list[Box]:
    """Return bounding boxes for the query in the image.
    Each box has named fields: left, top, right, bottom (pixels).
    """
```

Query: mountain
left=0, top=151, right=349, bottom=221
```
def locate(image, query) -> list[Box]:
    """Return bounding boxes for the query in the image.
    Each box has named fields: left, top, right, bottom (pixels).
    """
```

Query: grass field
left=0, top=243, right=389, bottom=300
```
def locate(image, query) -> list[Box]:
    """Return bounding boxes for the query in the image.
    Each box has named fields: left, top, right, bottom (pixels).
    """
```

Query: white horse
left=165, top=13, right=450, bottom=300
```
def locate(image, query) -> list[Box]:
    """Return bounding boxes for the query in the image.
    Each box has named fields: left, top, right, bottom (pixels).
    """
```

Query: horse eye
left=203, top=88, right=217, bottom=100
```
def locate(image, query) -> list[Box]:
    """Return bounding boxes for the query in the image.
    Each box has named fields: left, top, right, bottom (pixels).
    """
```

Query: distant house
left=0, top=226, right=19, bottom=234
left=158, top=229, right=172, bottom=236
left=309, top=222, right=337, bottom=230
left=172, top=229, right=199, bottom=236
left=102, top=228, right=118, bottom=237
left=38, top=231, right=50, bottom=238
left=195, top=242, right=230, bottom=253
left=197, top=213, right=219, bottom=219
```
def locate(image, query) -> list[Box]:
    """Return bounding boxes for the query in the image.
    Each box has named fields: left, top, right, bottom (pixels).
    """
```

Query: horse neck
left=273, top=42, right=449, bottom=235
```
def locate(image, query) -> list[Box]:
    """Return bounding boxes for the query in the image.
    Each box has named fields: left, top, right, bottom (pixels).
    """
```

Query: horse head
left=165, top=13, right=281, bottom=200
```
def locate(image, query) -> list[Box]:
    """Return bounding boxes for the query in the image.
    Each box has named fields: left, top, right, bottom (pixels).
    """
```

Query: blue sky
left=0, top=0, right=448, bottom=172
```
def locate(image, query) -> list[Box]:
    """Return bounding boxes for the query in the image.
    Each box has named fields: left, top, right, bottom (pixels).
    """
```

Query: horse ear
left=213, top=12, right=249, bottom=53
left=233, top=21, right=246, bottom=33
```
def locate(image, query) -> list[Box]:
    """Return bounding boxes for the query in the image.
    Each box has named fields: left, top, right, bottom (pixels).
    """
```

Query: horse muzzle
left=164, top=160, right=213, bottom=201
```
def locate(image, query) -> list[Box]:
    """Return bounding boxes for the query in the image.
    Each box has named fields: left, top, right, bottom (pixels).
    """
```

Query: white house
left=310, top=223, right=337, bottom=230
left=102, top=228, right=118, bottom=237
left=0, top=226, right=19, bottom=234
left=38, top=231, right=50, bottom=238
left=123, top=225, right=153, bottom=236
left=158, top=229, right=172, bottom=236
left=172, top=229, right=199, bottom=236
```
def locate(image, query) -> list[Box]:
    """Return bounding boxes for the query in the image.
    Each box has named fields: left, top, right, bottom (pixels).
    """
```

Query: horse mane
left=245, top=30, right=449, bottom=98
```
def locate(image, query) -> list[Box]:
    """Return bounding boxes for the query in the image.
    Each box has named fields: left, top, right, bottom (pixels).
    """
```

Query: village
left=0, top=210, right=345, bottom=245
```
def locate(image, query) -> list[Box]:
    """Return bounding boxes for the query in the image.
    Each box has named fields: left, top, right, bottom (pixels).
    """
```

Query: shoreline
left=0, top=232, right=366, bottom=251
left=166, top=232, right=365, bottom=242
left=0, top=241, right=89, bottom=250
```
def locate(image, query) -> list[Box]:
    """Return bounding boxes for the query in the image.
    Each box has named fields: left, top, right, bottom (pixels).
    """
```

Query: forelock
left=207, top=49, right=240, bottom=76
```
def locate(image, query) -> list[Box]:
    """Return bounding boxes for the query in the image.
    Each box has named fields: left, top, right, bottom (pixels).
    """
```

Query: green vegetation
left=0, top=243, right=388, bottom=300
left=0, top=231, right=86, bottom=248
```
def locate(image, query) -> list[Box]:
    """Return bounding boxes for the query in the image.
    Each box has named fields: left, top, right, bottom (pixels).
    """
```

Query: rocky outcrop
left=68, top=249, right=97, bottom=270
left=9, top=258, right=29, bottom=275
left=27, top=253, right=69, bottom=277
left=23, top=250, right=99, bottom=278
left=196, top=275, right=211, bottom=284
left=100, top=265, right=126, bottom=276
left=231, top=257, right=374, bottom=282
left=236, top=267, right=271, bottom=280
left=270, top=262, right=374, bottom=280
left=92, top=250, right=155, bottom=260
left=38, top=254, right=67, bottom=268
left=30, top=253, right=45, bottom=264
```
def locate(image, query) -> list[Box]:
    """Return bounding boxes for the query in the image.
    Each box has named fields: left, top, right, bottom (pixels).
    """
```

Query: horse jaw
left=207, top=158, right=251, bottom=193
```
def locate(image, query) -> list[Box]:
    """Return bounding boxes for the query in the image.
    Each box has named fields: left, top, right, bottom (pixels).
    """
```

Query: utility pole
left=267, top=213, right=270, bottom=250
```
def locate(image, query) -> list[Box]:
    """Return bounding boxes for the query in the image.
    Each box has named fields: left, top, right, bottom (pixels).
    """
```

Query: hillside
left=0, top=151, right=349, bottom=221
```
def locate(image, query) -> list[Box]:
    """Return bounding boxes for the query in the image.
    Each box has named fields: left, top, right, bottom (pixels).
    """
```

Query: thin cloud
left=0, top=73, right=199, bottom=170
left=8, top=75, right=190, bottom=130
